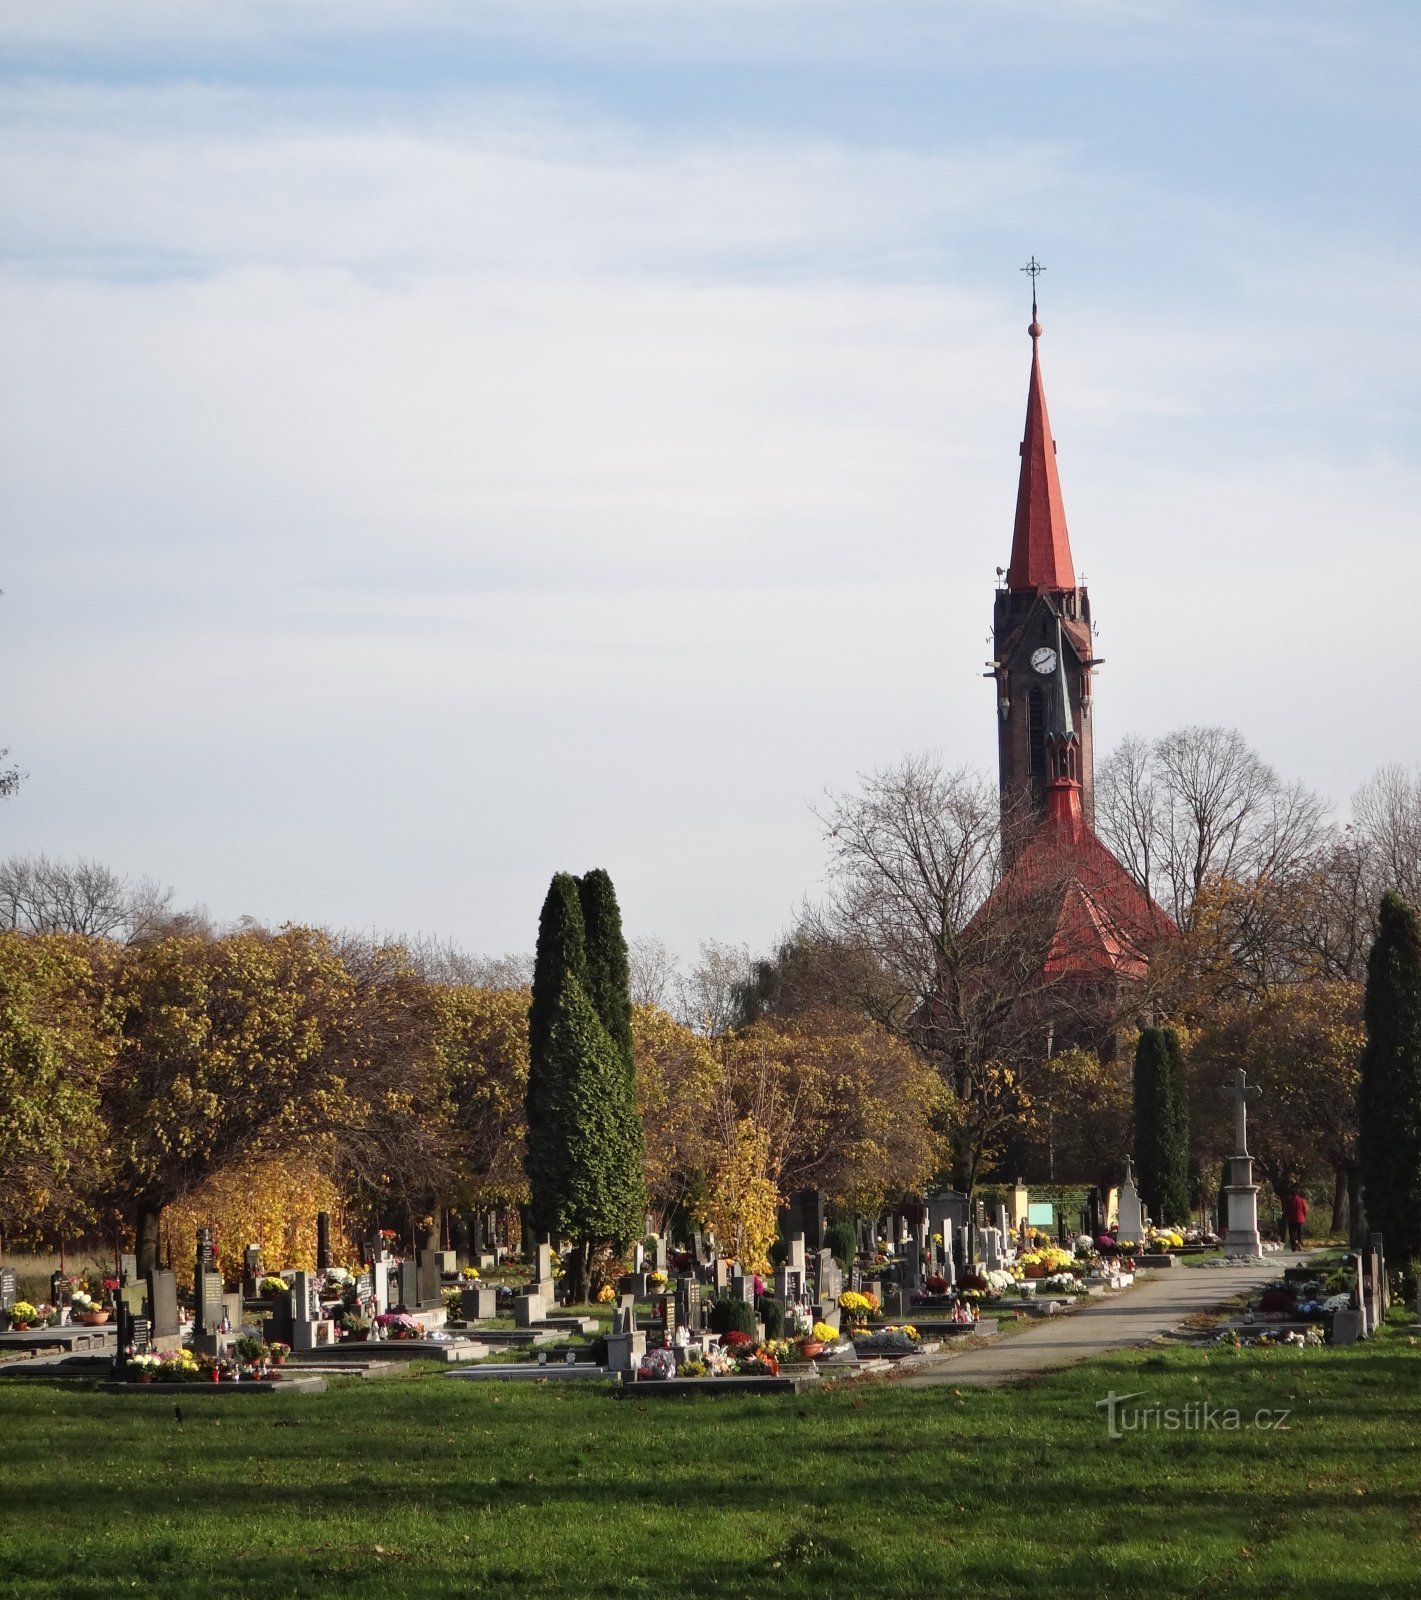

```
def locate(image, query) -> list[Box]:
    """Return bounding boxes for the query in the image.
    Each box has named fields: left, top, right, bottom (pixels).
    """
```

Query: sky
left=2, top=1, right=1418, bottom=967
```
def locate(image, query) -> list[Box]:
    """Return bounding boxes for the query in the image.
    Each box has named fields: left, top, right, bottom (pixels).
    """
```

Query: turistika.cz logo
left=1096, top=1390, right=1292, bottom=1439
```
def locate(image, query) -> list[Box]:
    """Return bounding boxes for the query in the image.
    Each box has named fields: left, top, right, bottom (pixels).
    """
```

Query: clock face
left=1030, top=646, right=1058, bottom=676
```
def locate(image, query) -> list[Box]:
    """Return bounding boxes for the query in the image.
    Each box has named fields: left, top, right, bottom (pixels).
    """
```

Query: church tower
left=988, top=286, right=1099, bottom=835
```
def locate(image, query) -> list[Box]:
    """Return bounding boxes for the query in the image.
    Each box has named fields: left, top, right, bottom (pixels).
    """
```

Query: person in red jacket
left=1283, top=1188, right=1308, bottom=1250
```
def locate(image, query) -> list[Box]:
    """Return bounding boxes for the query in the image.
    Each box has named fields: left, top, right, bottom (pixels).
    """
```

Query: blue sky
left=2, top=1, right=1417, bottom=965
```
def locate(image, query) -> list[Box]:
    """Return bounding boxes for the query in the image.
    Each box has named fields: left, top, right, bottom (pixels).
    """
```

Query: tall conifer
left=525, top=873, right=586, bottom=1235
left=1134, top=1026, right=1189, bottom=1226
left=1358, top=891, right=1421, bottom=1269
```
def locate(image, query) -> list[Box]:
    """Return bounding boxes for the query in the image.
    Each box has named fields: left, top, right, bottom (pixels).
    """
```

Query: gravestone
left=316, top=1211, right=331, bottom=1272
left=196, top=1225, right=217, bottom=1273
left=881, top=1280, right=905, bottom=1319
left=146, top=1268, right=181, bottom=1352
left=291, top=1269, right=333, bottom=1351
left=675, top=1275, right=703, bottom=1334
left=242, top=1246, right=262, bottom=1300
left=416, top=1250, right=440, bottom=1309
left=650, top=1236, right=670, bottom=1274
left=731, top=1273, right=755, bottom=1307
left=460, top=1285, right=497, bottom=1321
left=959, top=1224, right=973, bottom=1268
left=713, top=1258, right=732, bottom=1293
left=398, top=1260, right=422, bottom=1312
left=354, top=1269, right=375, bottom=1313
left=119, top=1252, right=138, bottom=1286
left=0, top=1267, right=16, bottom=1312
left=527, top=1239, right=555, bottom=1301
left=1116, top=1157, right=1146, bottom=1245
left=655, top=1294, right=677, bottom=1349
left=983, top=1230, right=1001, bottom=1272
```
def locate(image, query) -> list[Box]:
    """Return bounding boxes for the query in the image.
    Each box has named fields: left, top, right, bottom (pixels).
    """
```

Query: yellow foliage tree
left=161, top=1152, right=353, bottom=1287
left=697, top=1114, right=781, bottom=1269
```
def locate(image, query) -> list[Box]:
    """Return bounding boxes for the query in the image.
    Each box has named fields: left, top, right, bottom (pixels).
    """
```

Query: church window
left=1028, top=688, right=1046, bottom=779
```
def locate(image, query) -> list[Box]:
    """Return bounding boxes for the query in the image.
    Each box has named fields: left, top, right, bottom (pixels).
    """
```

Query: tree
left=1357, top=892, right=1421, bottom=1270
left=577, top=869, right=635, bottom=1077
left=0, top=853, right=177, bottom=942
left=524, top=871, right=646, bottom=1298
left=107, top=927, right=440, bottom=1272
left=627, top=934, right=679, bottom=1009
left=0, top=932, right=118, bottom=1244
left=811, top=755, right=1104, bottom=1190
left=1133, top=1026, right=1188, bottom=1226
left=1188, top=982, right=1363, bottom=1229
left=632, top=1002, right=719, bottom=1228
left=1096, top=726, right=1327, bottom=932
left=1353, top=765, right=1421, bottom=913
left=435, top=984, right=530, bottom=1209
left=0, top=748, right=21, bottom=800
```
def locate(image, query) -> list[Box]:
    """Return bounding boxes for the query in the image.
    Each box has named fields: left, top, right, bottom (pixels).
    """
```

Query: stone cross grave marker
left=1218, top=1069, right=1263, bottom=1255
left=1116, top=1157, right=1145, bottom=1243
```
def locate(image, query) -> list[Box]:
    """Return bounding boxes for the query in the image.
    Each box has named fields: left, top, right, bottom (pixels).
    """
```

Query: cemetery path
left=895, top=1254, right=1306, bottom=1389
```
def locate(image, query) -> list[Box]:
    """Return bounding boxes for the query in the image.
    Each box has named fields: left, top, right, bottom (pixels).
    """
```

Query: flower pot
left=78, top=1311, right=111, bottom=1326
left=800, top=1340, right=825, bottom=1360
left=137, top=1373, right=153, bottom=1384
left=11, top=1322, right=30, bottom=1332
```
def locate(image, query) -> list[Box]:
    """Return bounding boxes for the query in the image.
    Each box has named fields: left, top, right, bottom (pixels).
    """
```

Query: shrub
left=761, top=1297, right=785, bottom=1340
left=825, top=1221, right=856, bottom=1269
left=707, top=1296, right=756, bottom=1336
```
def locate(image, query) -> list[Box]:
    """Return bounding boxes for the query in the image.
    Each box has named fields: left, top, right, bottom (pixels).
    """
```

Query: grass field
left=1, top=1312, right=1417, bottom=1599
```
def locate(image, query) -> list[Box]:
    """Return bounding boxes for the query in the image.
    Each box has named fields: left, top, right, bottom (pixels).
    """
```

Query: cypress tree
left=1134, top=1026, right=1189, bottom=1226
left=524, top=867, right=647, bottom=1292
left=525, top=873, right=587, bottom=1235
left=1358, top=891, right=1421, bottom=1269
left=576, top=868, right=634, bottom=1078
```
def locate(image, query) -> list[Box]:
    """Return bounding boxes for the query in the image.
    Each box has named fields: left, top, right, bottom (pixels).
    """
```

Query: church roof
left=975, top=793, right=1177, bottom=984
left=1006, top=319, right=1076, bottom=593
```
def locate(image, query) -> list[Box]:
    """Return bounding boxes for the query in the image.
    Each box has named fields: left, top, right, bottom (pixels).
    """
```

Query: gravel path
left=894, top=1253, right=1307, bottom=1388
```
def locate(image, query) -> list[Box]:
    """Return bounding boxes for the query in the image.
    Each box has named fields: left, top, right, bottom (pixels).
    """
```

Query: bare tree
left=627, top=933, right=679, bottom=1009
left=677, top=939, right=753, bottom=1037
left=0, top=853, right=175, bottom=941
left=0, top=748, right=22, bottom=800
left=809, top=755, right=1104, bottom=1189
left=394, top=933, right=533, bottom=989
left=1352, top=763, right=1421, bottom=911
left=1096, top=727, right=1328, bottom=930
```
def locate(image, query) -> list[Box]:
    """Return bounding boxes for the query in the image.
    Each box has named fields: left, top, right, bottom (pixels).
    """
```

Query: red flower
left=721, top=1330, right=756, bottom=1350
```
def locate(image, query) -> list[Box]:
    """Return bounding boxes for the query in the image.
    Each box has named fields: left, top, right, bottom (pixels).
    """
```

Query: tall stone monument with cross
left=1220, top=1067, right=1262, bottom=1258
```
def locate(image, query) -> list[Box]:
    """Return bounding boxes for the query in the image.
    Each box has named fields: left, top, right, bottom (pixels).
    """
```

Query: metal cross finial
left=1021, top=255, right=1046, bottom=318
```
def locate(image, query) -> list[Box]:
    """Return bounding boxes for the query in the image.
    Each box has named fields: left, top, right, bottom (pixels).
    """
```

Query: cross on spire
left=1021, top=255, right=1045, bottom=321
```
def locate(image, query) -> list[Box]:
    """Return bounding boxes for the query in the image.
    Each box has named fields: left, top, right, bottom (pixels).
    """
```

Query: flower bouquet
left=374, top=1312, right=424, bottom=1341
left=6, top=1301, right=40, bottom=1331
left=637, top=1346, right=677, bottom=1381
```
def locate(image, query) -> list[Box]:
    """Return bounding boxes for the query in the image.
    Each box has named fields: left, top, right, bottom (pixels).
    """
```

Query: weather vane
left=1020, top=255, right=1045, bottom=320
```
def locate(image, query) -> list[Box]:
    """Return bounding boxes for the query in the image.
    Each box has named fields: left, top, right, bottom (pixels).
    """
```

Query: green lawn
left=1, top=1314, right=1417, bottom=1599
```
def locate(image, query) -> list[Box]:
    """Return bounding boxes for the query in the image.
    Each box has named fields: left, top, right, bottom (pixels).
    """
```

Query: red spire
left=1006, top=319, right=1076, bottom=592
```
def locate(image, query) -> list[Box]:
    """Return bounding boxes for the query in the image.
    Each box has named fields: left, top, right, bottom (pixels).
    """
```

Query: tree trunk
left=1347, top=1164, right=1367, bottom=1249
left=1331, top=1167, right=1348, bottom=1236
left=135, top=1204, right=163, bottom=1276
left=567, top=1238, right=590, bottom=1304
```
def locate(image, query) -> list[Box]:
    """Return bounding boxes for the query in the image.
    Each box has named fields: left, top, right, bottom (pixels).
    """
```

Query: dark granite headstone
left=0, top=1267, right=16, bottom=1310
left=656, top=1294, right=676, bottom=1349
left=316, top=1211, right=332, bottom=1272
left=355, top=1271, right=374, bottom=1309
left=675, top=1276, right=702, bottom=1333
left=146, top=1268, right=179, bottom=1338
left=399, top=1260, right=419, bottom=1312
left=196, top=1226, right=216, bottom=1273
left=416, top=1250, right=440, bottom=1309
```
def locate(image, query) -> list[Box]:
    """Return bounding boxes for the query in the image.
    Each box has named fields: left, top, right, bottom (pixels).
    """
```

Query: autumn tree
left=632, top=1003, right=719, bottom=1229
left=0, top=854, right=177, bottom=942
left=435, top=985, right=530, bottom=1210
left=107, top=927, right=441, bottom=1272
left=1357, top=892, right=1421, bottom=1269
left=0, top=932, right=119, bottom=1245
